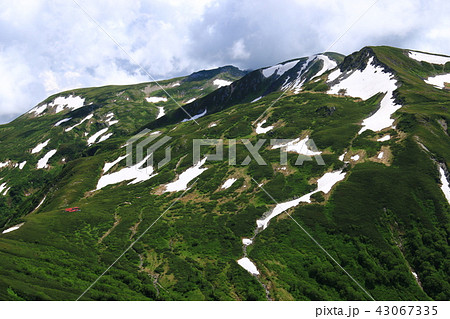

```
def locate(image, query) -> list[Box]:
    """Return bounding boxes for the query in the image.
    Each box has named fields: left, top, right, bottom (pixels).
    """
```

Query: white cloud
left=230, top=39, right=250, bottom=60
left=1, top=0, right=450, bottom=123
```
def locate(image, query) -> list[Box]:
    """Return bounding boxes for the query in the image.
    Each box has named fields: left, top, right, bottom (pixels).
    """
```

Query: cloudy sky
left=0, top=0, right=449, bottom=123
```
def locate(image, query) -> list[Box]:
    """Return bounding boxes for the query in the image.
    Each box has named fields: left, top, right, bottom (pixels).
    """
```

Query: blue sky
left=1, top=0, right=449, bottom=123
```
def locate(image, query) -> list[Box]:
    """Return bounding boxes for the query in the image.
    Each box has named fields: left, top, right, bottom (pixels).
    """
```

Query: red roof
left=64, top=207, right=80, bottom=212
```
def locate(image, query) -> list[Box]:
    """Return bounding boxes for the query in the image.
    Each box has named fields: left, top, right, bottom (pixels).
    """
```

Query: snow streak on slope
left=87, top=128, right=109, bottom=146
left=65, top=114, right=93, bottom=132
left=262, top=60, right=299, bottom=78
left=213, top=79, right=232, bottom=88
left=328, top=57, right=400, bottom=134
left=37, top=149, right=57, bottom=169
left=164, top=158, right=207, bottom=192
left=181, top=109, right=207, bottom=122
left=256, top=170, right=346, bottom=230
left=54, top=118, right=72, bottom=126
left=439, top=167, right=450, bottom=204
left=2, top=223, right=24, bottom=234
left=31, top=139, right=50, bottom=154
left=255, top=120, right=273, bottom=134
left=0, top=182, right=9, bottom=195
left=282, top=56, right=315, bottom=93
left=105, top=112, right=118, bottom=126
left=96, top=154, right=156, bottom=190
left=97, top=133, right=113, bottom=143
left=425, top=73, right=450, bottom=89
left=408, top=51, right=450, bottom=65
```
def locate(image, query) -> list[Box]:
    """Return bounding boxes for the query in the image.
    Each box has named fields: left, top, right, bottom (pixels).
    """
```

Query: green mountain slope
left=0, top=46, right=448, bottom=301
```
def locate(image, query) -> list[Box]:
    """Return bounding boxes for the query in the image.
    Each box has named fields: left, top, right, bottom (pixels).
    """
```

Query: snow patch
left=424, top=73, right=450, bottom=89
left=256, top=170, right=346, bottom=230
left=186, top=98, right=196, bottom=104
left=156, top=106, right=165, bottom=119
left=103, top=155, right=128, bottom=173
left=328, top=57, right=400, bottom=134
left=221, top=178, right=237, bottom=190
left=313, top=55, right=337, bottom=79
left=146, top=97, right=168, bottom=103
left=213, top=79, right=232, bottom=88
left=359, top=90, right=400, bottom=134
left=255, top=120, right=273, bottom=134
left=271, top=136, right=321, bottom=156
left=328, top=69, right=342, bottom=82
left=171, top=82, right=180, bottom=87
left=262, top=60, right=299, bottom=78
left=242, top=238, right=253, bottom=246
left=164, top=158, right=208, bottom=192
left=338, top=152, right=347, bottom=162
left=54, top=117, right=72, bottom=126
left=0, top=161, right=11, bottom=168
left=351, top=154, right=360, bottom=161
left=28, top=104, right=47, bottom=115
left=96, top=154, right=156, bottom=190
left=237, top=257, right=259, bottom=275
left=439, top=167, right=450, bottom=204
left=2, top=223, right=24, bottom=234
left=251, top=96, right=262, bottom=103
left=37, top=149, right=57, bottom=169
left=18, top=161, right=26, bottom=169
left=328, top=57, right=396, bottom=100
left=377, top=152, right=384, bottom=159
left=50, top=95, right=85, bottom=113
left=408, top=51, right=450, bottom=65
left=31, top=139, right=50, bottom=154
left=377, top=135, right=391, bottom=142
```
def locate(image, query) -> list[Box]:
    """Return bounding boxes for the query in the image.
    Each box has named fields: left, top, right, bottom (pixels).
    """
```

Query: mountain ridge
left=0, top=45, right=449, bottom=301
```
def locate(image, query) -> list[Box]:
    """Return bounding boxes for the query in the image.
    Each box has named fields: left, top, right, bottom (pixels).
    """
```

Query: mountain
left=0, top=46, right=449, bottom=301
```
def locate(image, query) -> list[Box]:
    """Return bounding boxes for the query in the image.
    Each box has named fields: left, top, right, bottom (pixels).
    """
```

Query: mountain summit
left=0, top=46, right=449, bottom=301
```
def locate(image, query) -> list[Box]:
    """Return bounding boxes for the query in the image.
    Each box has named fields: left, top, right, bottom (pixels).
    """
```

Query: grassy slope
left=0, top=70, right=244, bottom=228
